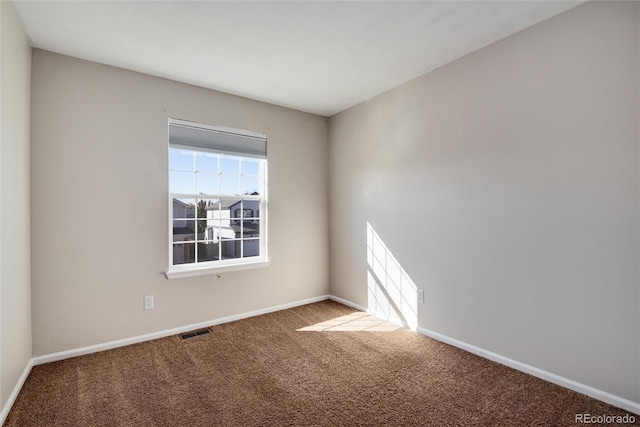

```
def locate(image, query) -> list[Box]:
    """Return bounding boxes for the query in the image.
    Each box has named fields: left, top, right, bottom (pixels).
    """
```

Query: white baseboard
left=415, top=325, right=640, bottom=416
left=33, top=294, right=331, bottom=365
left=0, top=358, right=33, bottom=426
left=362, top=299, right=640, bottom=415
left=328, top=294, right=367, bottom=312
left=19, top=293, right=640, bottom=418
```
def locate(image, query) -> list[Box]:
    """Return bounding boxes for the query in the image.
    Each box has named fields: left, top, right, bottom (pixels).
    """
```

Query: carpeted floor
left=5, top=300, right=637, bottom=426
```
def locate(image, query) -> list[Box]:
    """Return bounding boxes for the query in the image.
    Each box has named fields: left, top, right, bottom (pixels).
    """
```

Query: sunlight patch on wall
left=297, top=312, right=401, bottom=332
left=367, top=222, right=418, bottom=330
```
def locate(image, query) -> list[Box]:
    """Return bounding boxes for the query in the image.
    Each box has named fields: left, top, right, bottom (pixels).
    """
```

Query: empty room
left=1, top=0, right=639, bottom=425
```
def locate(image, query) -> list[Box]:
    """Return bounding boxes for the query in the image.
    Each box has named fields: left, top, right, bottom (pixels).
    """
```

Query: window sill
left=165, top=259, right=269, bottom=280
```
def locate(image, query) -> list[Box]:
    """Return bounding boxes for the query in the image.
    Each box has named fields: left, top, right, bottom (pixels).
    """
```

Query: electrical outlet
left=144, top=295, right=154, bottom=311
left=417, top=289, right=425, bottom=305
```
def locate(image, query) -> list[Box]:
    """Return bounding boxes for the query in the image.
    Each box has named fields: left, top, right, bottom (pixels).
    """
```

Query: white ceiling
left=13, top=1, right=583, bottom=117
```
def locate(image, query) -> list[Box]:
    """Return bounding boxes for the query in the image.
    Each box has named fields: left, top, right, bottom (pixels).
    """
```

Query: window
left=235, top=209, right=253, bottom=219
left=166, top=119, right=268, bottom=279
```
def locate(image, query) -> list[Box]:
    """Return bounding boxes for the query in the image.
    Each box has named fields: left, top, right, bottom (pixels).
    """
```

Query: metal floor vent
left=180, top=328, right=211, bottom=340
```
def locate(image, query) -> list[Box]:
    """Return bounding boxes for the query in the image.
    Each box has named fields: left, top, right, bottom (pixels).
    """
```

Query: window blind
left=169, top=118, right=267, bottom=159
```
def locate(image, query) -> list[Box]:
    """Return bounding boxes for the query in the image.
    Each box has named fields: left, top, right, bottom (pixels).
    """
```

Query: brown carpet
left=5, top=300, right=637, bottom=426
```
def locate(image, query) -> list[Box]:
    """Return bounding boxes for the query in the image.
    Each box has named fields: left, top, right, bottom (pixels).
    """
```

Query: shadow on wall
left=366, top=222, right=418, bottom=330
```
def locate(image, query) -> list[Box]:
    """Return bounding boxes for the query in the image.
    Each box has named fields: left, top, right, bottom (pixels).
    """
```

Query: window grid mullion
left=170, top=193, right=261, bottom=201
left=217, top=155, right=222, bottom=261
left=193, top=150, right=198, bottom=264
left=240, top=200, right=244, bottom=259
left=239, top=158, right=243, bottom=197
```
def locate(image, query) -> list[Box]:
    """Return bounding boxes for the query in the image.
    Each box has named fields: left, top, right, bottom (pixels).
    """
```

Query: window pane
left=221, top=240, right=241, bottom=260
left=203, top=219, right=220, bottom=242
left=220, top=221, right=236, bottom=240
left=242, top=158, right=260, bottom=175
left=220, top=175, right=240, bottom=195
left=196, top=199, right=217, bottom=219
left=227, top=198, right=243, bottom=228
left=236, top=221, right=260, bottom=239
left=170, top=171, right=195, bottom=194
left=198, top=242, right=219, bottom=262
left=241, top=176, right=260, bottom=195
left=242, top=239, right=260, bottom=258
left=245, top=207, right=259, bottom=220
left=196, top=173, right=217, bottom=195
left=242, top=200, right=260, bottom=217
left=250, top=220, right=261, bottom=232
left=220, top=155, right=240, bottom=174
left=207, top=200, right=223, bottom=218
left=207, top=200, right=235, bottom=241
left=173, top=220, right=195, bottom=242
left=173, top=243, right=195, bottom=265
left=196, top=220, right=207, bottom=241
left=170, top=148, right=194, bottom=171
left=172, top=198, right=196, bottom=219
left=239, top=209, right=253, bottom=219
left=196, top=152, right=217, bottom=173
left=216, top=198, right=239, bottom=242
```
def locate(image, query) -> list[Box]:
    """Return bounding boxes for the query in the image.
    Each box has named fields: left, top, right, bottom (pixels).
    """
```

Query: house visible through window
left=167, top=119, right=268, bottom=279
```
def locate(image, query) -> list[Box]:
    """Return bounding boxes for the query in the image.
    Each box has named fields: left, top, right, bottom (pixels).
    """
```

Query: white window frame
left=165, top=119, right=269, bottom=279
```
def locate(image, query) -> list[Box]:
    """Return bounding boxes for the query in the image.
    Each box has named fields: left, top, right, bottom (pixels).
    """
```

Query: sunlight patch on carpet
left=297, top=312, right=401, bottom=332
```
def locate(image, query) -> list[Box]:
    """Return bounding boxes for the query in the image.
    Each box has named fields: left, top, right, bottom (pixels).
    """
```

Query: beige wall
left=30, top=50, right=329, bottom=356
left=329, top=1, right=639, bottom=403
left=0, top=0, right=32, bottom=411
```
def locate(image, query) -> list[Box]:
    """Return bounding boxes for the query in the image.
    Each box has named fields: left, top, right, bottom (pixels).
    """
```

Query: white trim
left=19, top=294, right=639, bottom=418
left=167, top=148, right=269, bottom=275
left=328, top=294, right=367, bottom=312
left=415, top=326, right=640, bottom=416
left=0, top=358, right=33, bottom=426
left=328, top=295, right=640, bottom=416
left=33, top=295, right=330, bottom=365
left=166, top=259, right=269, bottom=280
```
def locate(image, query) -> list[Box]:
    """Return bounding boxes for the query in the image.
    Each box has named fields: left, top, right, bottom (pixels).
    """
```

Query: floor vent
left=179, top=328, right=211, bottom=340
